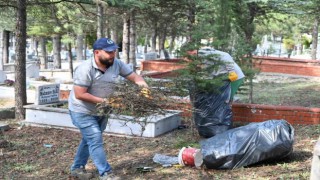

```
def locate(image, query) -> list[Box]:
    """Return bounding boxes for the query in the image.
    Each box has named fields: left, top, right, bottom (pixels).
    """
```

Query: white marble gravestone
left=35, top=84, right=60, bottom=105
left=144, top=52, right=158, bottom=60
left=0, top=70, right=6, bottom=83
left=26, top=63, right=40, bottom=78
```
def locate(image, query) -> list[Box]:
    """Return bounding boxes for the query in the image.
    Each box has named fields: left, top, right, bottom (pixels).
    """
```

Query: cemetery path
left=0, top=86, right=35, bottom=103
left=0, top=86, right=15, bottom=98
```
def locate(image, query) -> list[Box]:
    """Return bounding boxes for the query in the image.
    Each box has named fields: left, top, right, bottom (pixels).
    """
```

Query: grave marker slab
left=26, top=63, right=40, bottom=78
left=0, top=70, right=6, bottom=83
left=35, top=84, right=60, bottom=105
left=0, top=123, right=9, bottom=131
left=144, top=52, right=157, bottom=60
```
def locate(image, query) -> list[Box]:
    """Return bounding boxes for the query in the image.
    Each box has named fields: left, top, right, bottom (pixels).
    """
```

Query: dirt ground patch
left=0, top=98, right=15, bottom=108
left=0, top=120, right=318, bottom=180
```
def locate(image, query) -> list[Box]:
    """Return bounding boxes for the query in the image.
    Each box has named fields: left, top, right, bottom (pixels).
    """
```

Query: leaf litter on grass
left=0, top=121, right=318, bottom=180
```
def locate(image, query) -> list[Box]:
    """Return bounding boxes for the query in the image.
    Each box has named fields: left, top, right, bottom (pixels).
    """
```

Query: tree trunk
left=169, top=35, right=176, bottom=54
left=151, top=23, right=157, bottom=52
left=232, top=2, right=257, bottom=104
left=39, top=37, right=47, bottom=69
left=111, top=29, right=119, bottom=58
left=30, top=36, right=36, bottom=53
left=3, top=30, right=10, bottom=64
left=189, top=90, right=196, bottom=136
left=245, top=36, right=254, bottom=103
left=0, top=30, right=3, bottom=71
left=129, top=10, right=136, bottom=71
left=84, top=34, right=87, bottom=60
left=15, top=0, right=27, bottom=120
left=104, top=18, right=110, bottom=38
left=122, top=12, right=130, bottom=64
left=52, top=34, right=61, bottom=69
left=144, top=34, right=148, bottom=53
left=97, top=3, right=104, bottom=39
left=216, top=0, right=232, bottom=51
left=298, top=35, right=303, bottom=55
left=158, top=26, right=167, bottom=57
left=76, top=34, right=84, bottom=61
left=67, top=42, right=73, bottom=79
left=311, top=17, right=319, bottom=60
left=34, top=39, right=39, bottom=57
left=186, top=2, right=196, bottom=42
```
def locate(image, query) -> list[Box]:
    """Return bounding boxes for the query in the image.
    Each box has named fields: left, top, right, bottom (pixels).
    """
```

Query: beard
left=99, top=57, right=114, bottom=68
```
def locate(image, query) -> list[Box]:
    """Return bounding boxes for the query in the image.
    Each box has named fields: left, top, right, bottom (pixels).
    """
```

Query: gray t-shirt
left=198, top=48, right=245, bottom=79
left=68, top=58, right=133, bottom=114
left=198, top=48, right=235, bottom=77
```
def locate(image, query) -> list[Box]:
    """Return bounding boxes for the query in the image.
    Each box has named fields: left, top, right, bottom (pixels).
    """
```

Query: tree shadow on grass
left=248, top=150, right=312, bottom=168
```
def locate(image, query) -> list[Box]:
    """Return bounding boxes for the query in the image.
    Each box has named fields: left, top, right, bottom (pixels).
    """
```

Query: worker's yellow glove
left=103, top=97, right=123, bottom=108
left=140, top=87, right=152, bottom=99
left=228, top=71, right=238, bottom=82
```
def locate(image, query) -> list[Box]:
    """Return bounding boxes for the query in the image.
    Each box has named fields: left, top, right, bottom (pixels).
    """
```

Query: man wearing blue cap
left=68, top=37, right=148, bottom=180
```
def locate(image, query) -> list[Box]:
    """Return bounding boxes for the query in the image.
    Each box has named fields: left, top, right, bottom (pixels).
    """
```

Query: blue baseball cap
left=93, top=38, right=119, bottom=51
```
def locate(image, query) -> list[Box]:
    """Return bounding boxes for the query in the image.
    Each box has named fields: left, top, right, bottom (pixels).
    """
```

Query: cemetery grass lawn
left=237, top=81, right=320, bottom=107
left=237, top=73, right=320, bottom=108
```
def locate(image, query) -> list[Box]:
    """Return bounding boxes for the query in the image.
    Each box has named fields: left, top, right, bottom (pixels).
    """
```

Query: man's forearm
left=126, top=72, right=149, bottom=87
left=75, top=92, right=103, bottom=104
left=134, top=76, right=148, bottom=87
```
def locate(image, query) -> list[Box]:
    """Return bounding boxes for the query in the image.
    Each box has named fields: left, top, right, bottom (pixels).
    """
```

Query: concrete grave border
left=24, top=101, right=181, bottom=137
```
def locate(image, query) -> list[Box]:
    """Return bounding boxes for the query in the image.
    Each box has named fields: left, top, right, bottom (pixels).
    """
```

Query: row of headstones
left=143, top=50, right=171, bottom=60
left=0, top=50, right=171, bottom=102
left=0, top=63, right=40, bottom=83
left=0, top=69, right=55, bottom=106
left=0, top=71, right=57, bottom=105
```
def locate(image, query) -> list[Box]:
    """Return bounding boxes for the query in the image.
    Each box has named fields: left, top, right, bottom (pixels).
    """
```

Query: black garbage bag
left=200, top=120, right=294, bottom=169
left=192, top=81, right=232, bottom=138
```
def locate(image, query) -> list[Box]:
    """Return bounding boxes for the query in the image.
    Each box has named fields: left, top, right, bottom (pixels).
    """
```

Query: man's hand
left=140, top=87, right=152, bottom=99
left=228, top=71, right=238, bottom=82
left=103, top=97, right=123, bottom=108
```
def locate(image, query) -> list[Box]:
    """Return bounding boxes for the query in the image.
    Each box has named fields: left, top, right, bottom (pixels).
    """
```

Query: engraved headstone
left=159, top=50, right=165, bottom=59
left=143, top=52, right=157, bottom=60
left=27, top=54, right=33, bottom=60
left=26, top=63, right=40, bottom=78
left=137, top=45, right=144, bottom=53
left=35, top=84, right=60, bottom=105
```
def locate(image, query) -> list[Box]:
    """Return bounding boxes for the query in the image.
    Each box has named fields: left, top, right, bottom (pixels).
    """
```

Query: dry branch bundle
left=96, top=80, right=178, bottom=119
